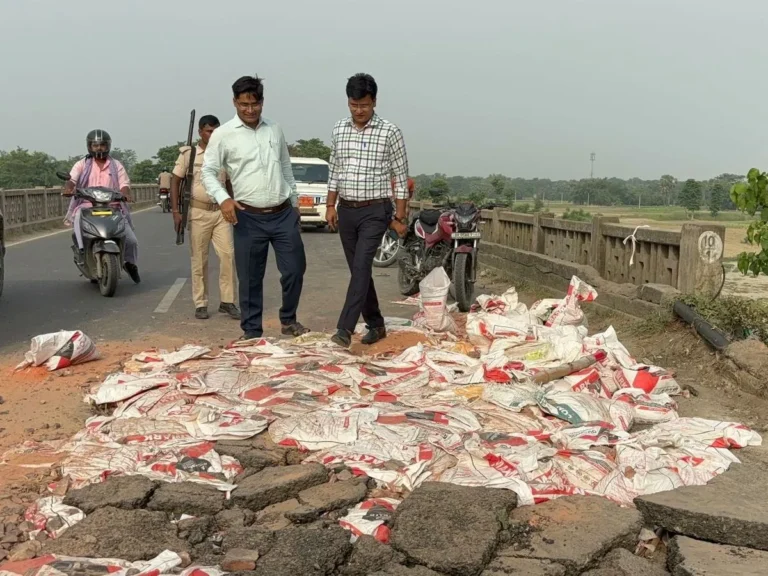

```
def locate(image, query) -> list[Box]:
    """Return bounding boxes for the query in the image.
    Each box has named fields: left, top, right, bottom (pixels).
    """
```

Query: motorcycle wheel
left=99, top=253, right=119, bottom=297
left=397, top=259, right=419, bottom=296
left=453, top=253, right=474, bottom=312
left=373, top=233, right=400, bottom=268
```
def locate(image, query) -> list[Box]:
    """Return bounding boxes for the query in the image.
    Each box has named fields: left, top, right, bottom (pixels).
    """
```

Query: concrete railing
left=1, top=185, right=160, bottom=231
left=409, top=202, right=726, bottom=299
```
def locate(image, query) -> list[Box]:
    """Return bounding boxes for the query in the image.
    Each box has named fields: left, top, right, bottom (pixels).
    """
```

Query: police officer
left=171, top=115, right=240, bottom=320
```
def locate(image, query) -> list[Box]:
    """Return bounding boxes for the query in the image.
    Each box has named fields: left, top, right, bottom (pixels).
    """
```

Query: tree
left=154, top=142, right=186, bottom=171
left=533, top=196, right=544, bottom=212
left=132, top=159, right=162, bottom=184
left=110, top=148, right=138, bottom=175
left=0, top=148, right=63, bottom=188
left=502, top=188, right=516, bottom=208
left=287, top=138, right=331, bottom=162
left=428, top=177, right=450, bottom=203
left=678, top=179, right=701, bottom=216
left=730, top=168, right=768, bottom=277
left=488, top=174, right=506, bottom=197
left=659, top=175, right=677, bottom=206
left=709, top=182, right=727, bottom=217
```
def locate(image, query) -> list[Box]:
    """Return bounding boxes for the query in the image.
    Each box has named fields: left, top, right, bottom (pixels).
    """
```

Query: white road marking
left=6, top=206, right=157, bottom=248
left=154, top=278, right=187, bottom=313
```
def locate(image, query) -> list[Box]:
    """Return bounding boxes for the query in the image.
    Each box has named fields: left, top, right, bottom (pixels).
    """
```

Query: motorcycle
left=158, top=188, right=171, bottom=213
left=373, top=229, right=402, bottom=267
left=56, top=171, right=129, bottom=297
left=397, top=201, right=481, bottom=312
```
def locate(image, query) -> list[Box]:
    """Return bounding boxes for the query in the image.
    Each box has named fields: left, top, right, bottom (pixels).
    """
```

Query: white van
left=291, top=157, right=329, bottom=229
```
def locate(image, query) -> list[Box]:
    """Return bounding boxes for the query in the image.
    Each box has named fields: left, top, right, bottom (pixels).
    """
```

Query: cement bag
left=414, top=267, right=456, bottom=333
left=531, top=276, right=597, bottom=328
left=16, top=330, right=99, bottom=372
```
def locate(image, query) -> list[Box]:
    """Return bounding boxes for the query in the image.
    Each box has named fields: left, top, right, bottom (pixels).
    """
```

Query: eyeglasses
left=236, top=101, right=263, bottom=111
left=348, top=103, right=373, bottom=111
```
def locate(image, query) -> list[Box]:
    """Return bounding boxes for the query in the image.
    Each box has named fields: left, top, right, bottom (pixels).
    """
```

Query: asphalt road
left=0, top=206, right=407, bottom=353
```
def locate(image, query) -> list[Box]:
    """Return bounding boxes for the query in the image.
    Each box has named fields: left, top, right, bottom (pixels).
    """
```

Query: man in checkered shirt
left=326, top=73, right=410, bottom=348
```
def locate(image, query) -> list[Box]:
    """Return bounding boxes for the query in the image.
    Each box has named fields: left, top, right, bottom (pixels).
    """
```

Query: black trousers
left=233, top=207, right=306, bottom=336
left=337, top=201, right=392, bottom=333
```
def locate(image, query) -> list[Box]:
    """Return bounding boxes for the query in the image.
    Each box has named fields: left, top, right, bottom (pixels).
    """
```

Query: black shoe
left=281, top=322, right=311, bottom=338
left=361, top=326, right=386, bottom=345
left=219, top=303, right=241, bottom=320
left=124, top=262, right=141, bottom=284
left=331, top=329, right=352, bottom=348
left=240, top=331, right=262, bottom=341
left=195, top=307, right=209, bottom=320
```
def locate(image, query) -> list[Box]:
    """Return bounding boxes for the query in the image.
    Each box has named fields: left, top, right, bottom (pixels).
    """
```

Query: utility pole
left=590, top=152, right=596, bottom=179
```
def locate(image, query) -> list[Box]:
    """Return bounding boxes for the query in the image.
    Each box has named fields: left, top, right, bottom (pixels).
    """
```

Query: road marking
left=154, top=278, right=187, bottom=313
left=6, top=206, right=157, bottom=248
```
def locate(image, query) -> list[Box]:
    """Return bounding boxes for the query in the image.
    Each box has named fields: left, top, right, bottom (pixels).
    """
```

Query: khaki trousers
left=189, top=206, right=236, bottom=308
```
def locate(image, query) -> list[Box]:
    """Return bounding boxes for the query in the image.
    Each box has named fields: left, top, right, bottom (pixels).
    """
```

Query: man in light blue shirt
left=201, top=75, right=309, bottom=340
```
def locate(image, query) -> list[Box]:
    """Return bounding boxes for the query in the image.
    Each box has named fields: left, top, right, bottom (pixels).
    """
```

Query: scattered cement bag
left=24, top=496, right=85, bottom=539
left=16, top=330, right=99, bottom=372
left=339, top=498, right=400, bottom=543
left=530, top=276, right=597, bottom=328
left=414, top=267, right=456, bottom=333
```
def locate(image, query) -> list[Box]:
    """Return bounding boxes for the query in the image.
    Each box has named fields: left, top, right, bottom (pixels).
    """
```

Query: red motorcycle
left=397, top=201, right=481, bottom=312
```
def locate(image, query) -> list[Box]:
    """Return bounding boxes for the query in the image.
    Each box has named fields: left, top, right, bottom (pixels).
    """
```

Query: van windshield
left=292, top=163, right=329, bottom=184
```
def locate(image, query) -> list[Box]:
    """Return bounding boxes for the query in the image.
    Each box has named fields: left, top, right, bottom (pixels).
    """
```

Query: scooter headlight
left=91, top=190, right=113, bottom=203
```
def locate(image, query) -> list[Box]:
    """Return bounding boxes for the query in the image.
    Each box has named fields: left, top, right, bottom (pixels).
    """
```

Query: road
left=0, top=206, right=407, bottom=353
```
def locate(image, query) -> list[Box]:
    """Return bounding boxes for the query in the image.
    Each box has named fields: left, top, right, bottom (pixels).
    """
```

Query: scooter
left=158, top=188, right=171, bottom=213
left=56, top=171, right=129, bottom=297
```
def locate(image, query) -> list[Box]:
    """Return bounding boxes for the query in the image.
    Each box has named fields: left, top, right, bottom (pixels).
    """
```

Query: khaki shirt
left=158, top=171, right=172, bottom=189
left=173, top=145, right=226, bottom=202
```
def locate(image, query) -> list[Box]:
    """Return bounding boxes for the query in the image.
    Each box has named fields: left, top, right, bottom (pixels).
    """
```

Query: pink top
left=70, top=157, right=130, bottom=189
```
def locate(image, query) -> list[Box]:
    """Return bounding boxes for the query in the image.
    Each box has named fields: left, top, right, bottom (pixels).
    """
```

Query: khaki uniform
left=158, top=171, right=172, bottom=189
left=173, top=145, right=236, bottom=308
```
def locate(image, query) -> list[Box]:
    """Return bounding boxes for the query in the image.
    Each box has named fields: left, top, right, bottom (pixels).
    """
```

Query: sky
left=1, top=0, right=767, bottom=181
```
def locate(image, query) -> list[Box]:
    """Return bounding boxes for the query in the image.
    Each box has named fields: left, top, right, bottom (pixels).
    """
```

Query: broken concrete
left=8, top=540, right=42, bottom=562
left=287, top=478, right=368, bottom=523
left=634, top=461, right=768, bottom=551
left=391, top=482, right=517, bottom=576
left=215, top=441, right=286, bottom=471
left=62, top=475, right=157, bottom=514
left=481, top=557, right=565, bottom=575
left=177, top=516, right=215, bottom=546
left=44, top=507, right=188, bottom=561
left=668, top=536, right=768, bottom=575
left=370, top=565, right=446, bottom=576
left=251, top=525, right=352, bottom=576
left=341, top=535, right=406, bottom=576
left=215, top=507, right=256, bottom=530
left=580, top=548, right=669, bottom=576
left=146, top=482, right=227, bottom=516
left=254, top=499, right=301, bottom=531
left=231, top=463, right=329, bottom=512
left=499, top=496, right=642, bottom=575
left=221, top=547, right=260, bottom=571
left=221, top=527, right=276, bottom=555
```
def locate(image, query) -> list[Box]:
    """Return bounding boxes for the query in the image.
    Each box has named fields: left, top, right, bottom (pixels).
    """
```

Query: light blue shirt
left=201, top=115, right=297, bottom=208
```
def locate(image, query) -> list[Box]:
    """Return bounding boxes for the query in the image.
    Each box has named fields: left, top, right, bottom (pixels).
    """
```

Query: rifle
left=176, top=109, right=196, bottom=245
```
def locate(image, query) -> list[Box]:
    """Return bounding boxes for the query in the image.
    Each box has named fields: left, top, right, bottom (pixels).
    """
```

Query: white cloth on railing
left=623, top=225, right=650, bottom=266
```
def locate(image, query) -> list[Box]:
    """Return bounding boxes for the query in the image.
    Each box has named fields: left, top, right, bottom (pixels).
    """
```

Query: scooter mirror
left=55, top=171, right=71, bottom=181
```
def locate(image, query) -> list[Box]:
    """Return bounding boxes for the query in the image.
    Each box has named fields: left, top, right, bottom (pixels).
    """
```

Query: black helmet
left=86, top=129, right=112, bottom=159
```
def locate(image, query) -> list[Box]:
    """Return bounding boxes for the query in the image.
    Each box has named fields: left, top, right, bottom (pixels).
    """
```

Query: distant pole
left=590, top=152, right=596, bottom=179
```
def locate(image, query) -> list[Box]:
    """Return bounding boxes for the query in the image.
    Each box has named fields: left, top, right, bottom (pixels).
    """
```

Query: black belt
left=239, top=199, right=291, bottom=214
left=339, top=198, right=390, bottom=209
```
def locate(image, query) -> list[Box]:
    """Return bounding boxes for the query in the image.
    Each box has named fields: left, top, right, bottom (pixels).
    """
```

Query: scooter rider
left=62, top=129, right=141, bottom=284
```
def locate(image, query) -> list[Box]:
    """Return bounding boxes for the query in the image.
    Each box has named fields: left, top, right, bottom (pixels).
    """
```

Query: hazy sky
left=2, top=0, right=767, bottom=180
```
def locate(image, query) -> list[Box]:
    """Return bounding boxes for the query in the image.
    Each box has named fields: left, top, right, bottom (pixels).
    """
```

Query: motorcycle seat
left=419, top=209, right=441, bottom=226
left=418, top=220, right=438, bottom=234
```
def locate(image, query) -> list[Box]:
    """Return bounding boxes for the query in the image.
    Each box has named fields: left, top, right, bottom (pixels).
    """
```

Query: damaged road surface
left=1, top=276, right=765, bottom=576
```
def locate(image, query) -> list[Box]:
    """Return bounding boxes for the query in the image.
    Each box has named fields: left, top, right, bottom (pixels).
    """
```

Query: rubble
left=215, top=507, right=255, bottom=530
left=178, top=516, right=216, bottom=545
left=634, top=459, right=768, bottom=551
left=499, top=496, right=642, bottom=574
left=580, top=548, right=669, bottom=576
left=668, top=536, right=768, bottom=575
left=248, top=525, right=352, bottom=576
left=232, top=463, right=329, bottom=512
left=221, top=547, right=260, bottom=571
left=390, top=482, right=517, bottom=576
left=341, top=535, right=406, bottom=576
left=370, top=565, right=446, bottom=576
left=147, top=482, right=227, bottom=516
left=8, top=540, right=42, bottom=562
left=44, top=507, right=189, bottom=561
left=481, top=557, right=566, bottom=576
left=62, top=475, right=157, bottom=514
left=287, top=478, right=368, bottom=523
left=254, top=499, right=300, bottom=531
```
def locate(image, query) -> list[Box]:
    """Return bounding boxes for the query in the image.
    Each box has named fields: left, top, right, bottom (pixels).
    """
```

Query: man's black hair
left=346, top=73, right=377, bottom=100
left=199, top=115, right=220, bottom=129
left=232, top=75, right=265, bottom=101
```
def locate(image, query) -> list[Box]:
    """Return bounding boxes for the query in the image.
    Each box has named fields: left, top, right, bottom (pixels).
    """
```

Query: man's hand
left=221, top=198, right=244, bottom=224
left=326, top=206, right=338, bottom=231
left=390, top=219, right=407, bottom=238
left=173, top=211, right=183, bottom=233
left=122, top=191, right=133, bottom=203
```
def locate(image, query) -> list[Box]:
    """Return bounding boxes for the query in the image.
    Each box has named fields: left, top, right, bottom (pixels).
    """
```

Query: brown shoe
left=195, top=307, right=209, bottom=320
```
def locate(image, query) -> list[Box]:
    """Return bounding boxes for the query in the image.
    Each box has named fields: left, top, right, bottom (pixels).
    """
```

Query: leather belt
left=339, top=198, right=390, bottom=209
left=190, top=198, right=219, bottom=211
left=240, top=199, right=291, bottom=215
